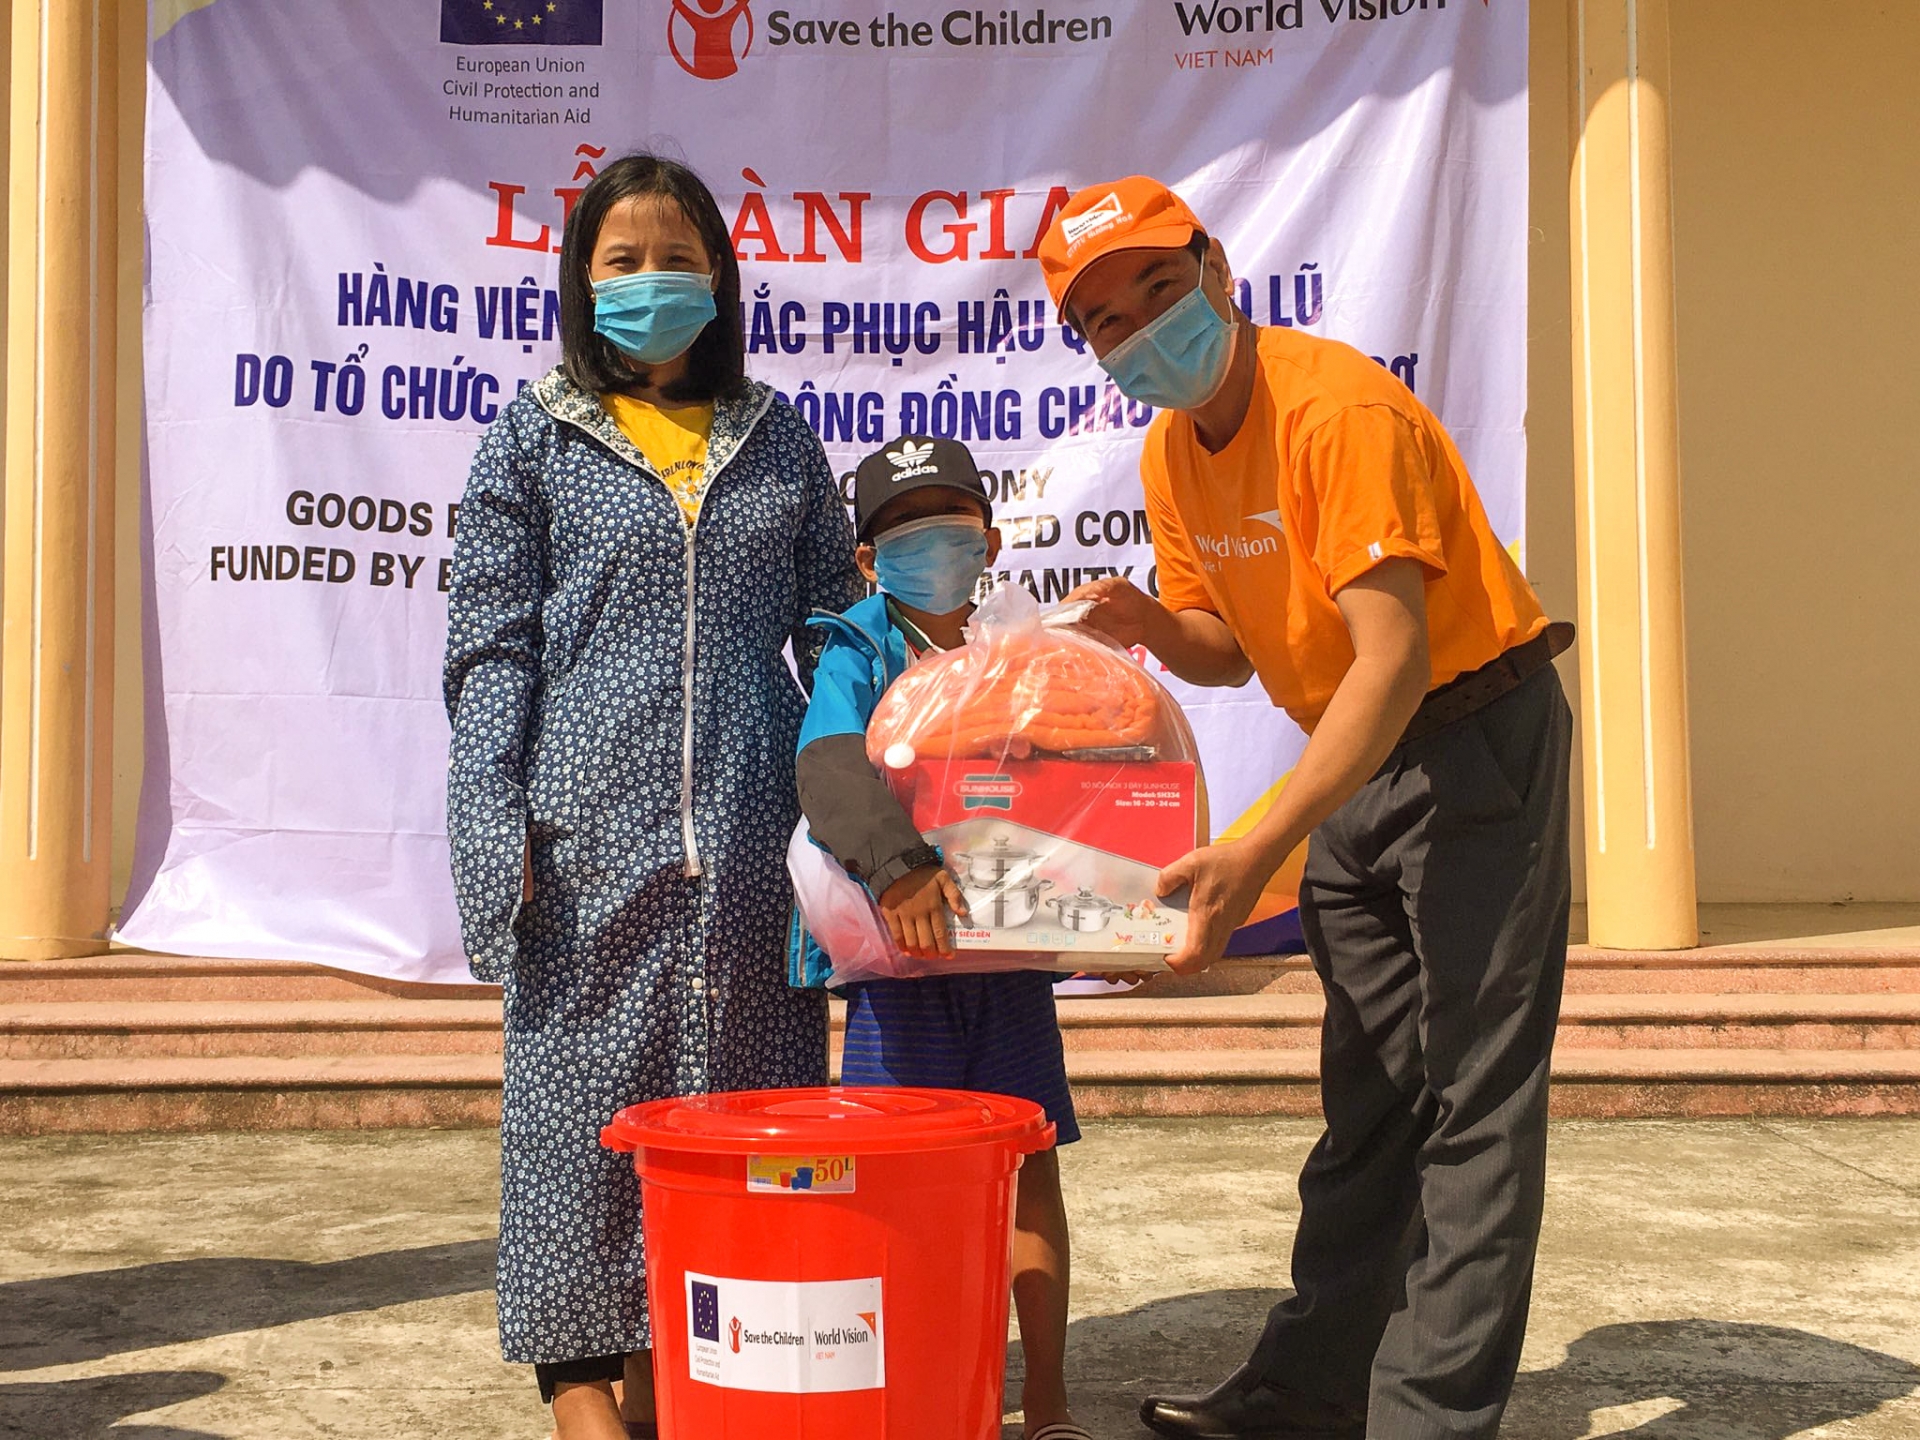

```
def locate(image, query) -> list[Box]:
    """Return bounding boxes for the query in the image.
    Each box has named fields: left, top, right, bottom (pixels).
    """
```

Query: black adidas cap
left=852, top=435, right=993, bottom=542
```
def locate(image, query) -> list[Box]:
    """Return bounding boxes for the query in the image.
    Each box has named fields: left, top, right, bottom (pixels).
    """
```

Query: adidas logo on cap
left=886, top=440, right=939, bottom=481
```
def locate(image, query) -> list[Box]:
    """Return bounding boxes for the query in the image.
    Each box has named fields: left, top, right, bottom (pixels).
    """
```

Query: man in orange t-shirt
left=1040, top=178, right=1574, bottom=1440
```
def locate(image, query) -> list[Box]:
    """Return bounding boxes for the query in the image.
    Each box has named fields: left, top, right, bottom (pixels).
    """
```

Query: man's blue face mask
left=872, top=515, right=990, bottom=615
left=592, top=270, right=717, bottom=365
left=1096, top=282, right=1234, bottom=412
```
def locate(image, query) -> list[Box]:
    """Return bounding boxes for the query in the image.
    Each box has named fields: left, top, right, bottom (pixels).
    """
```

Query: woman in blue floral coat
left=442, top=154, right=860, bottom=1439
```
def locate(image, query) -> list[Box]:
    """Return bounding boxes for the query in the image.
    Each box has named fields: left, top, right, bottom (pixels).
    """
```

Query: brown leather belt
left=1397, top=620, right=1576, bottom=747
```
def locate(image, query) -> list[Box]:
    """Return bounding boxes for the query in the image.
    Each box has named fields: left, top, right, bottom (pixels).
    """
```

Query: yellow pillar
left=1568, top=0, right=1698, bottom=949
left=1, top=0, right=119, bottom=959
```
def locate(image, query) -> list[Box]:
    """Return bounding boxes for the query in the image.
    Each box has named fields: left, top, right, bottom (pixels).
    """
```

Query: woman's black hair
left=558, top=153, right=746, bottom=402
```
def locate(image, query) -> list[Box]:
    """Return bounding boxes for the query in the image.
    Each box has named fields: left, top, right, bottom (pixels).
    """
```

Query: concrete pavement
left=1, top=1119, right=1916, bottom=1438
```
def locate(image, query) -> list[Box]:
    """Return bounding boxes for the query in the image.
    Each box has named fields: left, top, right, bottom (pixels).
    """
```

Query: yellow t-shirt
left=600, top=394, right=716, bottom=524
left=1142, top=326, right=1549, bottom=733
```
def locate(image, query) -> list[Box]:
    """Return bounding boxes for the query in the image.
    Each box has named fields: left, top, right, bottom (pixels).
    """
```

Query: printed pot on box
left=959, top=875, right=1054, bottom=930
left=949, top=837, right=1045, bottom=889
left=1047, top=888, right=1123, bottom=933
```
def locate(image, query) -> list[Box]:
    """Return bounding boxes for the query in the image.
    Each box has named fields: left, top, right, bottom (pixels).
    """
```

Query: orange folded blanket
left=867, top=624, right=1181, bottom=762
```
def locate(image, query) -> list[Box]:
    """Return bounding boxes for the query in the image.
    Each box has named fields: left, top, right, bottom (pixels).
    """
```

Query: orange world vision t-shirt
left=1143, top=327, right=1549, bottom=733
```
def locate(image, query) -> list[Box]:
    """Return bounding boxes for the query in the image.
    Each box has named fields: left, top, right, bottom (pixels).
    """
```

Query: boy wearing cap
left=794, top=435, right=1090, bottom=1440
left=1038, top=179, right=1574, bottom=1440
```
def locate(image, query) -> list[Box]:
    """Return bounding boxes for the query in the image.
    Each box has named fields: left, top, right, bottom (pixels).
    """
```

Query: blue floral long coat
left=442, top=367, right=860, bottom=1364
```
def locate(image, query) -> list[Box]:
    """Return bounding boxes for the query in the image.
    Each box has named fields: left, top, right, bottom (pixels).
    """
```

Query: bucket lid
left=602, top=1086, right=1053, bottom=1157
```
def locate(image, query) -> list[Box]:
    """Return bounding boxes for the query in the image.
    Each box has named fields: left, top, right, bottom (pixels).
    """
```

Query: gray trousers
left=1256, top=663, right=1573, bottom=1440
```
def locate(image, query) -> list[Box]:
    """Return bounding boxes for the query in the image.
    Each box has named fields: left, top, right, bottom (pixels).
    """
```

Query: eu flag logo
left=690, top=1281, right=720, bottom=1341
left=441, top=0, right=603, bottom=45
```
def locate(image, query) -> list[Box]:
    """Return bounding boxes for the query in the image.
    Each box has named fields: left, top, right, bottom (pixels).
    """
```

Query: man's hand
left=1065, top=576, right=1254, bottom=687
left=1156, top=838, right=1279, bottom=976
left=1065, top=575, right=1161, bottom=648
left=879, top=864, right=970, bottom=959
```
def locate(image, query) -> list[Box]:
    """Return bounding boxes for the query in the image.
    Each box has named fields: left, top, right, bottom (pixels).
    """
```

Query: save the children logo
left=440, top=0, right=604, bottom=45
left=728, top=1316, right=743, bottom=1353
left=669, top=0, right=756, bottom=79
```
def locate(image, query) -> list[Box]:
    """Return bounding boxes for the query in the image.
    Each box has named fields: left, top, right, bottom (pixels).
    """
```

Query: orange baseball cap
left=1037, top=176, right=1205, bottom=315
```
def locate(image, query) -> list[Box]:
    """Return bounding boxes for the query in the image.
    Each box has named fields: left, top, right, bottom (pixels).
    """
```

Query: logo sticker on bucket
left=746, top=1154, right=857, bottom=1195
left=686, top=1273, right=884, bottom=1392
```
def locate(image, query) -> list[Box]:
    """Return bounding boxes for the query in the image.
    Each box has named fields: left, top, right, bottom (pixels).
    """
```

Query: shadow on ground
left=0, top=1238, right=496, bottom=1373
left=1510, top=1319, right=1920, bottom=1439
left=0, top=1370, right=226, bottom=1439
left=1006, top=1291, right=1920, bottom=1438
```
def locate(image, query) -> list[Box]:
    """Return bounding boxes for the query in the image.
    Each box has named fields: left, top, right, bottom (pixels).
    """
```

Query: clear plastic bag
left=865, top=584, right=1202, bottom=768
left=786, top=816, right=1048, bottom=985
left=851, top=583, right=1209, bottom=976
left=785, top=817, right=904, bottom=981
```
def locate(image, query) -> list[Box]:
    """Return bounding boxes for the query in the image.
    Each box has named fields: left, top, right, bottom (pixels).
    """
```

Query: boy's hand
left=879, top=864, right=970, bottom=959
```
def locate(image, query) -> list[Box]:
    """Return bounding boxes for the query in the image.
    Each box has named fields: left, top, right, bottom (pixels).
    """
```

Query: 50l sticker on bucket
left=686, top=1272, right=884, bottom=1393
left=746, top=1154, right=856, bottom=1194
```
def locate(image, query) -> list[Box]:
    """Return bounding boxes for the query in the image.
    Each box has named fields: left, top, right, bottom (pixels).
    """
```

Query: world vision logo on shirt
left=440, top=0, right=604, bottom=44
left=1193, top=522, right=1283, bottom=572
left=669, top=0, right=756, bottom=79
left=1248, top=509, right=1286, bottom=534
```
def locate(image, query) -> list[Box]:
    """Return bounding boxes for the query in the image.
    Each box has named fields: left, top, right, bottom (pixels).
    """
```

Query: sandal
left=1028, top=1424, right=1095, bottom=1440
left=625, top=1426, right=660, bottom=1440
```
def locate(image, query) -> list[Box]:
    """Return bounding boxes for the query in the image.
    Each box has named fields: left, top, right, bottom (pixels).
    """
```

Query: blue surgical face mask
left=873, top=515, right=990, bottom=615
left=592, top=270, right=717, bottom=365
left=1097, top=283, right=1234, bottom=411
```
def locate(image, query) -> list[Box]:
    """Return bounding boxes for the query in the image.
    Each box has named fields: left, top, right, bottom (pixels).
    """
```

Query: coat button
left=691, top=976, right=706, bottom=992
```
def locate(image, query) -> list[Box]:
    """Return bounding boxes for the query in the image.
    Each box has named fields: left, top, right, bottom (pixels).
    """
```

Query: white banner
left=125, top=0, right=1528, bottom=982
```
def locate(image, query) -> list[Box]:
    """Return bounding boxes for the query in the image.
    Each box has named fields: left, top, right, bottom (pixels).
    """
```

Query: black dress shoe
left=1139, top=1362, right=1367, bottom=1439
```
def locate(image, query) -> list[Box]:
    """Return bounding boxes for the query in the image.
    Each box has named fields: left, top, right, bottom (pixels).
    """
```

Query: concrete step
left=1143, top=948, right=1920, bottom=997
left=8, top=994, right=1909, bottom=1074
left=0, top=955, right=501, bottom=1004
left=1551, top=993, right=1920, bottom=1050
left=9, top=1045, right=1915, bottom=1135
left=0, top=1054, right=503, bottom=1135
left=1056, top=1048, right=1920, bottom=1120
left=6, top=946, right=1917, bottom=1002
left=1560, top=947, right=1920, bottom=996
left=1545, top=1048, right=1920, bottom=1119
left=6, top=946, right=1918, bottom=1132
left=1037, top=992, right=1920, bottom=1052
left=0, top=1000, right=505, bottom=1060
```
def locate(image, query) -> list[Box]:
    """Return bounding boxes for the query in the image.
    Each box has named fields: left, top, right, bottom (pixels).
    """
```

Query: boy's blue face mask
left=873, top=515, right=989, bottom=615
left=592, top=270, right=717, bottom=365
left=1097, top=282, right=1234, bottom=411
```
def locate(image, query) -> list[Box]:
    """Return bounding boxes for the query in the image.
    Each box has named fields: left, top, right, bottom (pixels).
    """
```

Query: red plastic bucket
left=602, top=1086, right=1053, bottom=1439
